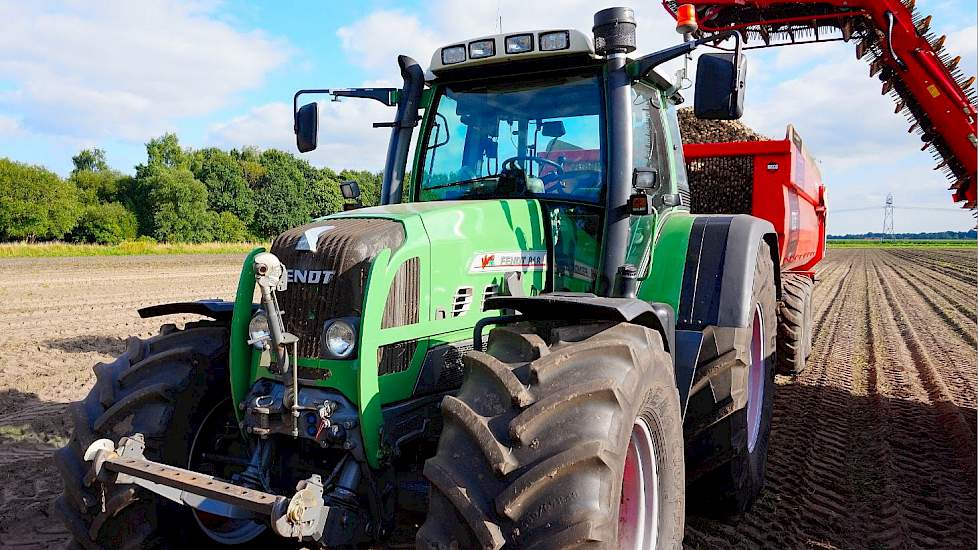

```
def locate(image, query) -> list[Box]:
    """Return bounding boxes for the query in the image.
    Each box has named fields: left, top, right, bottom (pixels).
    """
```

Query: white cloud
left=208, top=98, right=394, bottom=171
left=0, top=114, right=20, bottom=137
left=0, top=0, right=288, bottom=141
left=945, top=24, right=978, bottom=84
left=336, top=10, right=442, bottom=73
left=336, top=1, right=685, bottom=81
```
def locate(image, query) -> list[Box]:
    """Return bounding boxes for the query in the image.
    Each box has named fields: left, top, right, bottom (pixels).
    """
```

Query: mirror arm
left=328, top=88, right=398, bottom=106
left=293, top=88, right=398, bottom=130
left=628, top=30, right=739, bottom=80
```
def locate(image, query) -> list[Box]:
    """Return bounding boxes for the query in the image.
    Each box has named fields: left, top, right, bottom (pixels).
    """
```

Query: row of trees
left=0, top=134, right=382, bottom=244
left=829, top=230, right=977, bottom=239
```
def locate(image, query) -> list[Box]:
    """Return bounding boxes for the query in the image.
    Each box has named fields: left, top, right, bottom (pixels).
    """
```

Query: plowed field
left=0, top=249, right=974, bottom=549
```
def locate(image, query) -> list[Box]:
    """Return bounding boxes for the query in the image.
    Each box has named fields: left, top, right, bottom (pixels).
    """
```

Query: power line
left=832, top=205, right=968, bottom=213
left=882, top=194, right=895, bottom=242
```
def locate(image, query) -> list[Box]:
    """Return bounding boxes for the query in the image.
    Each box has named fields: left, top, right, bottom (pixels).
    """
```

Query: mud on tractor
left=57, top=6, right=824, bottom=549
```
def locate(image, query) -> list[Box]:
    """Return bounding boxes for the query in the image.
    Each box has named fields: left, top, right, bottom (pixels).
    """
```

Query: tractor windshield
left=417, top=73, right=604, bottom=203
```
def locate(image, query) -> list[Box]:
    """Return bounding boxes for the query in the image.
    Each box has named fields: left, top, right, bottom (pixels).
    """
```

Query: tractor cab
left=420, top=37, right=609, bottom=293
left=296, top=16, right=745, bottom=295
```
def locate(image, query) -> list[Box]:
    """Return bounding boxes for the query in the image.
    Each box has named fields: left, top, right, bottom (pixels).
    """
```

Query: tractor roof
left=426, top=28, right=675, bottom=91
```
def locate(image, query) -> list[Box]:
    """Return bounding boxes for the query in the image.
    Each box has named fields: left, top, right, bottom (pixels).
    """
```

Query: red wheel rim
left=619, top=417, right=658, bottom=549
left=746, top=304, right=765, bottom=452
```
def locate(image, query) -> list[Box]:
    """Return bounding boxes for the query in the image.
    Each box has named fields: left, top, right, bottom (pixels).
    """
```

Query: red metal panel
left=683, top=133, right=826, bottom=271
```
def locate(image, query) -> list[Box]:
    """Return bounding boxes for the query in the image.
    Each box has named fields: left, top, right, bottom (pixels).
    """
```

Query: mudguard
left=672, top=214, right=779, bottom=414
left=137, top=300, right=258, bottom=323
left=678, top=214, right=780, bottom=331
left=484, top=293, right=675, bottom=355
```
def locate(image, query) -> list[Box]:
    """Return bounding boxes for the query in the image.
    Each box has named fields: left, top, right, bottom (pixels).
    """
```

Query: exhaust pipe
left=594, top=7, right=636, bottom=296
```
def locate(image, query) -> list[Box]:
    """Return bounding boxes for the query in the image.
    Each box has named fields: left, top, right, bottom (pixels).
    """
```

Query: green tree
left=127, top=134, right=192, bottom=236
left=309, top=167, right=343, bottom=218
left=71, top=148, right=109, bottom=174
left=72, top=203, right=138, bottom=244
left=210, top=211, right=251, bottom=242
left=338, top=169, right=383, bottom=207
left=147, top=168, right=213, bottom=243
left=250, top=149, right=315, bottom=237
left=0, top=158, right=80, bottom=241
left=116, top=175, right=156, bottom=236
left=143, top=133, right=188, bottom=171
left=189, top=148, right=256, bottom=224
left=70, top=169, right=127, bottom=205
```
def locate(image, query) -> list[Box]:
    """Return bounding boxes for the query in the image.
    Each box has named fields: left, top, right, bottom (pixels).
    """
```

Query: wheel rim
left=618, top=417, right=659, bottom=549
left=188, top=398, right=266, bottom=545
left=746, top=303, right=765, bottom=452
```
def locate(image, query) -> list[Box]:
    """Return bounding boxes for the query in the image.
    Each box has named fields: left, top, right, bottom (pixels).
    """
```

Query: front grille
left=412, top=340, right=490, bottom=396
left=297, top=366, right=332, bottom=382
left=271, top=218, right=404, bottom=357
left=382, top=257, right=420, bottom=329
left=686, top=155, right=754, bottom=215
left=378, top=340, right=418, bottom=376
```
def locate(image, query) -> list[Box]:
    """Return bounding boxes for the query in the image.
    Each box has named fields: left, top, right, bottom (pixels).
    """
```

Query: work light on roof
left=505, top=34, right=533, bottom=54
left=441, top=45, right=466, bottom=65
left=539, top=31, right=570, bottom=51
left=469, top=39, right=495, bottom=59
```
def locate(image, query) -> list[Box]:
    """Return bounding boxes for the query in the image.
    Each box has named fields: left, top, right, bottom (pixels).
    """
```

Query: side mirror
left=295, top=102, right=318, bottom=153
left=694, top=52, right=747, bottom=120
left=340, top=180, right=361, bottom=210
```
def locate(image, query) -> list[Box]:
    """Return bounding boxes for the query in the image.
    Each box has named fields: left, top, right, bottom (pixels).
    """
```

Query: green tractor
left=57, top=7, right=782, bottom=549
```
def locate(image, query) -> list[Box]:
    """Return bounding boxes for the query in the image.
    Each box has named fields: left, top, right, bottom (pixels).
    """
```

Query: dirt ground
left=0, top=249, right=974, bottom=549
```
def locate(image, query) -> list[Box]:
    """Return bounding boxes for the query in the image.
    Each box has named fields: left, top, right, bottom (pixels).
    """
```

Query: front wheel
left=55, top=322, right=272, bottom=548
left=417, top=321, right=685, bottom=549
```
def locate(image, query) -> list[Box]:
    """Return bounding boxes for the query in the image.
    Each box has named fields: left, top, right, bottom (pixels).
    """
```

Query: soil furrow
left=880, top=254, right=977, bottom=347
left=2, top=249, right=976, bottom=550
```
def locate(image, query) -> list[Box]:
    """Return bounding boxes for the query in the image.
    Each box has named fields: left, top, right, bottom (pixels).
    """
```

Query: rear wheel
left=417, top=321, right=684, bottom=549
left=685, top=241, right=777, bottom=517
left=776, top=273, right=815, bottom=375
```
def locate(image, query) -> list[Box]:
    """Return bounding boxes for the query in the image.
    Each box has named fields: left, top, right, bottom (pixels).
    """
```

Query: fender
left=137, top=300, right=258, bottom=323
left=678, top=214, right=780, bottom=331
left=673, top=214, right=780, bottom=414
left=483, top=293, right=675, bottom=356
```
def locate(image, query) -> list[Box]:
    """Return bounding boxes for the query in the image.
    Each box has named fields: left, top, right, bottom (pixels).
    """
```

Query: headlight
left=468, top=39, right=495, bottom=59
left=505, top=33, right=533, bottom=54
left=248, top=310, right=270, bottom=349
left=539, top=31, right=569, bottom=51
left=322, top=319, right=357, bottom=359
left=441, top=45, right=466, bottom=65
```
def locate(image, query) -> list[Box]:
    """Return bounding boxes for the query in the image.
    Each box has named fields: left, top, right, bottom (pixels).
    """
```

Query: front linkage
left=84, top=435, right=329, bottom=542
left=79, top=251, right=380, bottom=547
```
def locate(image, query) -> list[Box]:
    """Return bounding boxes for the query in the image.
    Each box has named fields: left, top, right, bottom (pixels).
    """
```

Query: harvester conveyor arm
left=662, top=0, right=978, bottom=207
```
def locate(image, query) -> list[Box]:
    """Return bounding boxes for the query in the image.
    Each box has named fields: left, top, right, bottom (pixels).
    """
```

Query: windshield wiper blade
left=424, top=175, right=498, bottom=191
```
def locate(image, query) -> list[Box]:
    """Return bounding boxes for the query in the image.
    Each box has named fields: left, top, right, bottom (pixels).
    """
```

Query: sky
left=0, top=0, right=975, bottom=233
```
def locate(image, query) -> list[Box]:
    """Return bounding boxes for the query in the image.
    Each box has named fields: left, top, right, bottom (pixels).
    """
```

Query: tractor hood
left=269, top=200, right=549, bottom=358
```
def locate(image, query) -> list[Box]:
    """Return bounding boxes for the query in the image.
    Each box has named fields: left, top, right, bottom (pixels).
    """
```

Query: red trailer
left=685, top=125, right=827, bottom=374
left=684, top=125, right=827, bottom=278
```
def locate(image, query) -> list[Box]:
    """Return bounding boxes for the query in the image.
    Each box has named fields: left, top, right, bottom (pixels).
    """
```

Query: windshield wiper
left=424, top=175, right=498, bottom=192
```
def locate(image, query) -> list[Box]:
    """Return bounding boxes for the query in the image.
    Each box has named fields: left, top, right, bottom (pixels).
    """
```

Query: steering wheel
left=501, top=155, right=564, bottom=183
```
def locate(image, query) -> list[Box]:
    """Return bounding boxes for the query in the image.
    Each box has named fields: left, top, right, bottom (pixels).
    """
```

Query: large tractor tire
left=776, top=273, right=814, bottom=375
left=55, top=322, right=269, bottom=549
left=417, top=321, right=685, bottom=549
left=684, top=241, right=777, bottom=517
